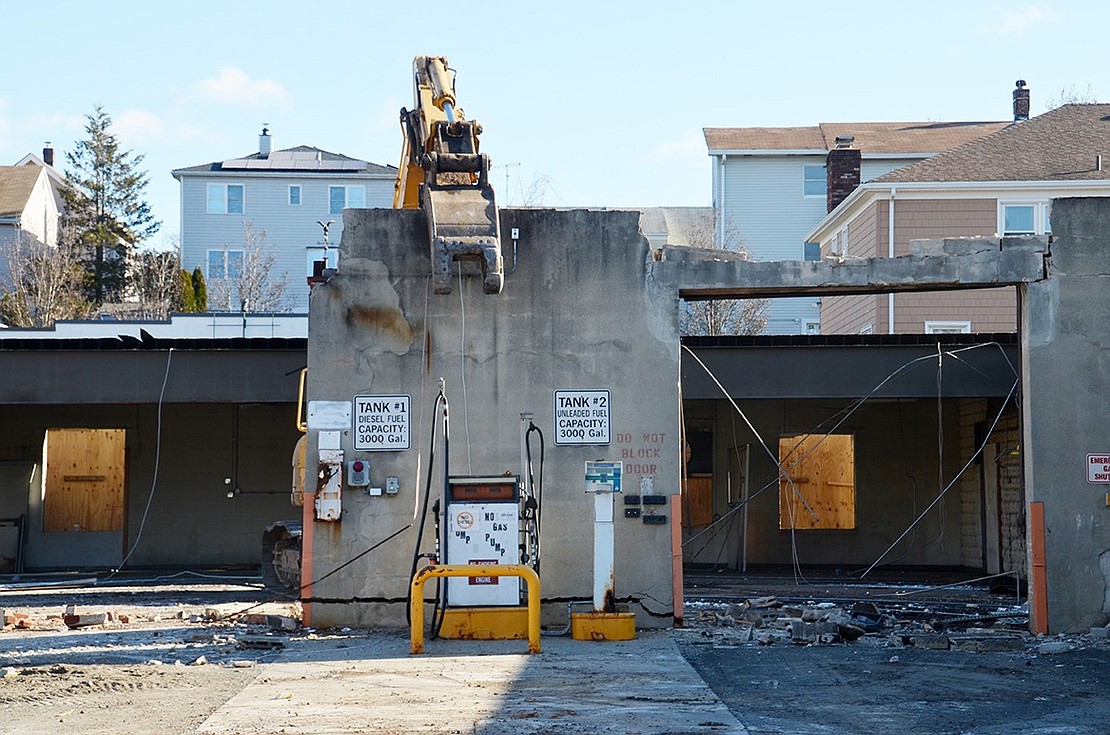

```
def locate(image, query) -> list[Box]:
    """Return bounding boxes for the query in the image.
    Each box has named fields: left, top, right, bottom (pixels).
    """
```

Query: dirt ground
left=2, top=572, right=1109, bottom=735
left=0, top=577, right=300, bottom=735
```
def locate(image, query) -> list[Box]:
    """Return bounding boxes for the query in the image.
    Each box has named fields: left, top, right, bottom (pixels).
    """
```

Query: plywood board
left=43, top=429, right=125, bottom=532
left=778, top=434, right=855, bottom=530
left=683, top=475, right=714, bottom=528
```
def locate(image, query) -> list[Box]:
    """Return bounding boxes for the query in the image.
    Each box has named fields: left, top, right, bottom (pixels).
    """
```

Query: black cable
left=525, top=422, right=545, bottom=576
left=431, top=384, right=451, bottom=640
left=406, top=390, right=445, bottom=626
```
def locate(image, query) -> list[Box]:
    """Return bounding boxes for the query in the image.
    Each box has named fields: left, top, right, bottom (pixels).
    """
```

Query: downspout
left=887, top=187, right=896, bottom=334
left=717, top=154, right=727, bottom=243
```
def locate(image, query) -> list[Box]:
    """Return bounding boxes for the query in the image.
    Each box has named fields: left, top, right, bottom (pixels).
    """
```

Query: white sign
left=553, top=389, right=611, bottom=445
left=353, top=395, right=410, bottom=451
left=1088, top=453, right=1110, bottom=484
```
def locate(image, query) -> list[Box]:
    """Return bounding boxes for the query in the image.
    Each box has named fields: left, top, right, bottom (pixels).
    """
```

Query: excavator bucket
left=421, top=129, right=504, bottom=295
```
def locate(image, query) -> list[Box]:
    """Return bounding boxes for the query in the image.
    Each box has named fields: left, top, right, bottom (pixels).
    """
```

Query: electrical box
left=347, top=459, right=370, bottom=487
left=315, top=431, right=343, bottom=521
left=385, top=476, right=400, bottom=495
left=444, top=476, right=520, bottom=606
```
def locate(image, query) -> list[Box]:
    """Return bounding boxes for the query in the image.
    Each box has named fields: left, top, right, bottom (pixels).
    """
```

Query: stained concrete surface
left=197, top=632, right=745, bottom=735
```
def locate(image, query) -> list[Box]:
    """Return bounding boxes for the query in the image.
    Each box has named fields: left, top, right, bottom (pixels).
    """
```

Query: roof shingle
left=704, top=121, right=1007, bottom=155
left=872, top=104, right=1110, bottom=183
left=0, top=166, right=43, bottom=219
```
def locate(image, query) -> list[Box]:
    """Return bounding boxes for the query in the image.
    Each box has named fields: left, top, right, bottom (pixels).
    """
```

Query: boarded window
left=778, top=434, right=855, bottom=530
left=42, top=429, right=125, bottom=532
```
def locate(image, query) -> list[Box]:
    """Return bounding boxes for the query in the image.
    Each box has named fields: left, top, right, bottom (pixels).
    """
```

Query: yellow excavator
left=394, top=55, right=504, bottom=295
left=264, top=58, right=506, bottom=592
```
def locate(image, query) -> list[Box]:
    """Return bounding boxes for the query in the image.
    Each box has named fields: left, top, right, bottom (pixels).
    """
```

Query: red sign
left=468, top=559, right=498, bottom=585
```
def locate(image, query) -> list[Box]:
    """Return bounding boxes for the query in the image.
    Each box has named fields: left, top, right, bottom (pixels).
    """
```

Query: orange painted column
left=671, top=494, right=684, bottom=628
left=300, top=491, right=315, bottom=627
left=1029, top=501, right=1048, bottom=635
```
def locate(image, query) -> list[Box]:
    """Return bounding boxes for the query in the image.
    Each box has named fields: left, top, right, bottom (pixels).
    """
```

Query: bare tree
left=517, top=172, right=556, bottom=206
left=209, top=221, right=290, bottom=312
left=1043, top=84, right=1097, bottom=111
left=679, top=215, right=769, bottom=336
left=0, top=231, right=91, bottom=327
left=128, top=249, right=181, bottom=319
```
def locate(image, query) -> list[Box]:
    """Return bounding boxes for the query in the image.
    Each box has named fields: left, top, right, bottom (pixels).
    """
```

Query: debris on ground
left=679, top=594, right=1085, bottom=655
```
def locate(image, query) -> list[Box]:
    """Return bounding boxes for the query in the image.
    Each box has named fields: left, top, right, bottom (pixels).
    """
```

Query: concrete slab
left=198, top=630, right=744, bottom=734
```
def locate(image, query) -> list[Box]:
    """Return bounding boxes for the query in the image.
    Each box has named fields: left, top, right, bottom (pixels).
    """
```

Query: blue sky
left=2, top=1, right=1105, bottom=248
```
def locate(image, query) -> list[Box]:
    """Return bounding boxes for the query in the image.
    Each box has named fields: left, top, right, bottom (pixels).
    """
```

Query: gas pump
left=443, top=476, right=521, bottom=605
left=410, top=385, right=543, bottom=642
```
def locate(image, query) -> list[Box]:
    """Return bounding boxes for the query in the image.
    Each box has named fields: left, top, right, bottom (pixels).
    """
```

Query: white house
left=703, top=120, right=1006, bottom=334
left=171, top=129, right=396, bottom=312
left=0, top=151, right=66, bottom=291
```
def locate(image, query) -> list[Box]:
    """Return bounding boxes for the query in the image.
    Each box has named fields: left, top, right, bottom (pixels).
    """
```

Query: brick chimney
left=1013, top=80, right=1030, bottom=121
left=42, top=144, right=54, bottom=166
left=259, top=125, right=272, bottom=157
left=826, top=135, right=861, bottom=213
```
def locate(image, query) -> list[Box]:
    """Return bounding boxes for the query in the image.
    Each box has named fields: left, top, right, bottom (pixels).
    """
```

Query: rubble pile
left=682, top=595, right=1077, bottom=652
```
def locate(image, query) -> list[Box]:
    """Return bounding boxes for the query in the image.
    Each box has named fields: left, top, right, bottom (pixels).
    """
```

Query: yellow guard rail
left=410, top=564, right=541, bottom=654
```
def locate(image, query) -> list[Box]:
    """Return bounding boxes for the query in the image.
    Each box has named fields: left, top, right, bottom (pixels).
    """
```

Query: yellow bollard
left=410, top=564, right=541, bottom=654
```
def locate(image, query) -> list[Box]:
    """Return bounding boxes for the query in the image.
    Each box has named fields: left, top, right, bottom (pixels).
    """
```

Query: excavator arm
left=394, top=56, right=504, bottom=295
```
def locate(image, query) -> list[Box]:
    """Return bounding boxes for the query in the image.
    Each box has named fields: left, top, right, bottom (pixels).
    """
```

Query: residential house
left=809, top=102, right=1110, bottom=334
left=704, top=118, right=1006, bottom=334
left=0, top=148, right=67, bottom=293
left=171, top=129, right=396, bottom=312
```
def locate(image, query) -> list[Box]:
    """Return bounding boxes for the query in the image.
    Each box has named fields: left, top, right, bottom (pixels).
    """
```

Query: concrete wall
left=0, top=403, right=300, bottom=570
left=1022, top=197, right=1110, bottom=632
left=305, top=208, right=681, bottom=629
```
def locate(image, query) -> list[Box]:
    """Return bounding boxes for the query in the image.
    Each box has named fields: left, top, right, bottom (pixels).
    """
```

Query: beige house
left=808, top=103, right=1110, bottom=334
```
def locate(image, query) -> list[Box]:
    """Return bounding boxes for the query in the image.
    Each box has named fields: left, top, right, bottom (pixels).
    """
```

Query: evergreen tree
left=179, top=269, right=197, bottom=312
left=61, top=104, right=160, bottom=304
left=191, top=267, right=208, bottom=311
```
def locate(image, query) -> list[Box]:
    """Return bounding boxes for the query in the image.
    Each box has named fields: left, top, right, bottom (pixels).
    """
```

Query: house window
left=804, top=320, right=820, bottom=335
left=859, top=324, right=874, bottom=335
left=779, top=433, right=855, bottom=529
left=925, top=320, right=972, bottom=334
left=207, top=184, right=244, bottom=214
left=288, top=185, right=301, bottom=206
left=803, top=165, right=826, bottom=197
left=329, top=185, right=366, bottom=214
left=207, top=249, right=244, bottom=280
left=999, top=201, right=1051, bottom=235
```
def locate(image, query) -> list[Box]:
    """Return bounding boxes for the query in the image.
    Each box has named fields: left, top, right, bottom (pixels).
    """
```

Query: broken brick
left=63, top=612, right=108, bottom=629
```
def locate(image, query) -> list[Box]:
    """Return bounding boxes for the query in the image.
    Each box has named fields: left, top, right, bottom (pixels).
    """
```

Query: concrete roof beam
left=665, top=236, right=1047, bottom=301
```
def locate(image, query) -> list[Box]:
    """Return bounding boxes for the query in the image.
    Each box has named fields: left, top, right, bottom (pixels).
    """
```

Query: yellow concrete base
left=437, top=606, right=530, bottom=640
left=571, top=612, right=637, bottom=641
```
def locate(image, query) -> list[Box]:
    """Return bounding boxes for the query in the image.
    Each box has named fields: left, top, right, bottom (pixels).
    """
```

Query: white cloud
left=197, top=66, right=292, bottom=107
left=989, top=7, right=1057, bottom=36
left=652, top=129, right=705, bottom=160
left=111, top=109, right=165, bottom=142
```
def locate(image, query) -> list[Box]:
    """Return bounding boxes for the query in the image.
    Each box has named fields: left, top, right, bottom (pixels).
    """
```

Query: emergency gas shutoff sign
left=553, top=389, right=611, bottom=445
left=353, top=395, right=410, bottom=451
left=1088, top=453, right=1110, bottom=483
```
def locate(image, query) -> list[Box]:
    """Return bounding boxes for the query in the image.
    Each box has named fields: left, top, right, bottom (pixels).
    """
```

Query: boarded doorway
left=778, top=433, right=856, bottom=530
left=42, top=429, right=126, bottom=533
